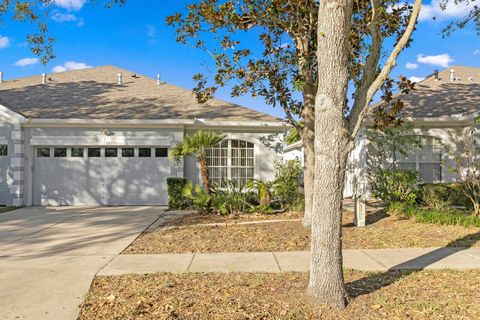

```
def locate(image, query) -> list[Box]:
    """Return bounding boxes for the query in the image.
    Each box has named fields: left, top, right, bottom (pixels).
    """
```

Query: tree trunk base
left=305, top=285, right=349, bottom=310
left=301, top=218, right=311, bottom=228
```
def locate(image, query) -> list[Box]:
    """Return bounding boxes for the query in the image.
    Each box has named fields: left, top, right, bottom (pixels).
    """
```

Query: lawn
left=79, top=270, right=480, bottom=319
left=124, top=209, right=480, bottom=254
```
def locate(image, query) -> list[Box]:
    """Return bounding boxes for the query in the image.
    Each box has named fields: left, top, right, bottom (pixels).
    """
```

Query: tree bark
left=301, top=88, right=315, bottom=227
left=199, top=157, right=211, bottom=194
left=307, top=0, right=353, bottom=309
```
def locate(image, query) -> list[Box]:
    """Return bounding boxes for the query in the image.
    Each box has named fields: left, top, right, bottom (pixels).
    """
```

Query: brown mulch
left=124, top=210, right=480, bottom=254
left=167, top=210, right=304, bottom=226
left=79, top=270, right=480, bottom=320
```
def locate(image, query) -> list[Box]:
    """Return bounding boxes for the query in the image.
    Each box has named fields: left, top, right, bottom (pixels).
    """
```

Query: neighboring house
left=283, top=65, right=480, bottom=198
left=0, top=66, right=285, bottom=206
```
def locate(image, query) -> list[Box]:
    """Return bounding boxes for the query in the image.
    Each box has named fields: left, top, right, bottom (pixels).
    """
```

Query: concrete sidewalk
left=99, top=247, right=480, bottom=275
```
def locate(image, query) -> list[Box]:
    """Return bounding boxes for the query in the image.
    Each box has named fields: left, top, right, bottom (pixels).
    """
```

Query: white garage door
left=33, top=146, right=171, bottom=206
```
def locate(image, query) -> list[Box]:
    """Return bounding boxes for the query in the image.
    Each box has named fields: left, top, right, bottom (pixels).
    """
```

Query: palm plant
left=170, top=130, right=226, bottom=194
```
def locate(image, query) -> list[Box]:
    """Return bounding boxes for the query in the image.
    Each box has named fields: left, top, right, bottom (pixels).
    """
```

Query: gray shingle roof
left=0, top=65, right=281, bottom=122
left=398, top=65, right=480, bottom=119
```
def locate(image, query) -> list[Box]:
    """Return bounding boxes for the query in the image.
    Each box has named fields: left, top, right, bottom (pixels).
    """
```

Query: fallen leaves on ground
left=79, top=270, right=480, bottom=320
left=124, top=210, right=480, bottom=254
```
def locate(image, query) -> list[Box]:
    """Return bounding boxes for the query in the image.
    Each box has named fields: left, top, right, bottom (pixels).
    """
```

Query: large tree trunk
left=306, top=0, right=353, bottom=309
left=301, top=89, right=315, bottom=227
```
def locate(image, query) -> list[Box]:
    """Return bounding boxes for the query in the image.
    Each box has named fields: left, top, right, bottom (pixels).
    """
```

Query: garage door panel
left=33, top=147, right=171, bottom=206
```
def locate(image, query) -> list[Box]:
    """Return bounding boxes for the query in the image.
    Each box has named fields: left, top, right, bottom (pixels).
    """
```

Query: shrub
left=166, top=177, right=188, bottom=209
left=273, top=159, right=303, bottom=209
left=369, top=169, right=421, bottom=205
left=420, top=183, right=472, bottom=211
left=211, top=179, right=254, bottom=215
left=387, top=201, right=480, bottom=228
left=182, top=182, right=211, bottom=214
left=247, top=179, right=275, bottom=206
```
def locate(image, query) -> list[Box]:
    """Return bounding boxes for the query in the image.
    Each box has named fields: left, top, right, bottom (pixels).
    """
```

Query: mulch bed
left=79, top=270, right=480, bottom=319
left=124, top=210, right=480, bottom=254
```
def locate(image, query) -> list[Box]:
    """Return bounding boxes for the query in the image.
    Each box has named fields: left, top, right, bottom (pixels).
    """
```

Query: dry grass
left=79, top=270, right=480, bottom=320
left=124, top=210, right=480, bottom=254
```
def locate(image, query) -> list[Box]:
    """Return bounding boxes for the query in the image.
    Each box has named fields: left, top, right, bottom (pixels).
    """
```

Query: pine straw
left=124, top=210, right=480, bottom=254
left=79, top=270, right=480, bottom=320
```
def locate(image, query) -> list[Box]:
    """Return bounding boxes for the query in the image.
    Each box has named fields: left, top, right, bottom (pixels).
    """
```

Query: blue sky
left=0, top=0, right=478, bottom=119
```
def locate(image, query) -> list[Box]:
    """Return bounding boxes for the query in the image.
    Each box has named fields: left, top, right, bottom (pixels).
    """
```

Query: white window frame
left=207, top=139, right=255, bottom=187
left=397, top=136, right=443, bottom=183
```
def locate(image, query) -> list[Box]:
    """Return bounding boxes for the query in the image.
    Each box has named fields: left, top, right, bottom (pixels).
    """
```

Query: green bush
left=421, top=183, right=472, bottom=210
left=182, top=182, right=211, bottom=214
left=211, top=179, right=254, bottom=215
left=273, top=159, right=303, bottom=209
left=387, top=201, right=480, bottom=228
left=369, top=169, right=421, bottom=205
left=166, top=177, right=188, bottom=209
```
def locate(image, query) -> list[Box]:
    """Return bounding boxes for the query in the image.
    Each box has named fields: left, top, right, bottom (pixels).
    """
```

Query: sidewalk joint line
left=272, top=252, right=282, bottom=272
left=187, top=253, right=196, bottom=272
left=361, top=250, right=388, bottom=269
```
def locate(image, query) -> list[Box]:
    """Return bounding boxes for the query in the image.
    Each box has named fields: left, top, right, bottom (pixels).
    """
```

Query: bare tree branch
left=348, top=0, right=422, bottom=138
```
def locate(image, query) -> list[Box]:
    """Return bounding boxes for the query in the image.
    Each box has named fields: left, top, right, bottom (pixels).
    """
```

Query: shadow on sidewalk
left=347, top=230, right=480, bottom=298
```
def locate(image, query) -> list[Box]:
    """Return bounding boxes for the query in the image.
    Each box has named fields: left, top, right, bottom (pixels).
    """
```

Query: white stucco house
left=0, top=66, right=285, bottom=206
left=283, top=65, right=480, bottom=198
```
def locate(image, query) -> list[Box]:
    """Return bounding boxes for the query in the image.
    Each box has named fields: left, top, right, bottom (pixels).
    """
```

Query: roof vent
left=157, top=74, right=161, bottom=85
left=0, top=72, right=3, bottom=84
left=117, top=73, right=123, bottom=85
left=42, top=73, right=47, bottom=84
left=450, top=69, right=455, bottom=81
left=434, top=69, right=439, bottom=81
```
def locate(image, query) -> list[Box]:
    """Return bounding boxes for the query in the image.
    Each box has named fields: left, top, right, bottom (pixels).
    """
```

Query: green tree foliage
left=365, top=124, right=420, bottom=171
left=0, top=0, right=125, bottom=63
left=440, top=0, right=480, bottom=35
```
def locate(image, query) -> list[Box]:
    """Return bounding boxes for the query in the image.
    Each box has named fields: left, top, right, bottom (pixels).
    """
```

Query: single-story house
left=283, top=65, right=480, bottom=197
left=0, top=66, right=285, bottom=206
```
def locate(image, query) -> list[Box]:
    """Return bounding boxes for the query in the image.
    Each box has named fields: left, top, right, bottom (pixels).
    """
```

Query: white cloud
left=52, top=61, right=92, bottom=73
left=14, top=57, right=39, bottom=67
left=419, top=0, right=471, bottom=22
left=408, top=76, right=425, bottom=83
left=51, top=12, right=78, bottom=23
left=474, top=49, right=480, bottom=55
left=51, top=11, right=84, bottom=26
left=405, top=62, right=419, bottom=70
left=146, top=25, right=157, bottom=44
left=53, top=0, right=87, bottom=11
left=0, top=35, right=10, bottom=49
left=417, top=53, right=454, bottom=68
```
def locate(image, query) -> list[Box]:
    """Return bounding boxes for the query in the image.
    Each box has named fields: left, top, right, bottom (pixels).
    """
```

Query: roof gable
left=398, top=65, right=480, bottom=119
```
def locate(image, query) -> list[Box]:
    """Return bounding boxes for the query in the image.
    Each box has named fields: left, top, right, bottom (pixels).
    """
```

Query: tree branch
left=348, top=0, right=422, bottom=138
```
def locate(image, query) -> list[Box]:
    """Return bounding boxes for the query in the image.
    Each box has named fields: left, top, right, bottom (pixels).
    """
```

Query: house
left=0, top=66, right=285, bottom=206
left=283, top=65, right=480, bottom=197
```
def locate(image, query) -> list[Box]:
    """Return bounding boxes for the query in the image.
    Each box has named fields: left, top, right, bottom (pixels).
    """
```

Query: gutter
left=22, top=118, right=289, bottom=130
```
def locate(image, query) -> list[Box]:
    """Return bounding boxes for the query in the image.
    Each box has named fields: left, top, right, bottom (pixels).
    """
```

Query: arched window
left=396, top=136, right=443, bottom=183
left=206, top=140, right=255, bottom=187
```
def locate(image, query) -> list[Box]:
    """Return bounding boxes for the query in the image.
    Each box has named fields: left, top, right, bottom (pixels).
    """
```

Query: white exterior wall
left=345, top=122, right=480, bottom=198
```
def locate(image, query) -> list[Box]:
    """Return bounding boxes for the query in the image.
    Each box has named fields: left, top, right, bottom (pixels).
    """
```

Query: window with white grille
left=206, top=140, right=254, bottom=187
left=396, top=136, right=443, bottom=183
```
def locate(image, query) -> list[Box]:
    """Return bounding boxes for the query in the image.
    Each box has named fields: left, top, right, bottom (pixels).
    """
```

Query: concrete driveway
left=0, top=206, right=164, bottom=320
